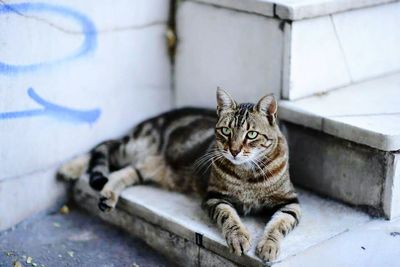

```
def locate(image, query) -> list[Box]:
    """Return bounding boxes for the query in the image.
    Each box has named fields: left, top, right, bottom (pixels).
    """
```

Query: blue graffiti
left=0, top=2, right=97, bottom=74
left=0, top=88, right=101, bottom=124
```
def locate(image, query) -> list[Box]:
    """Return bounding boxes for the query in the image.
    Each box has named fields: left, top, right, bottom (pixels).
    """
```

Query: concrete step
left=175, top=0, right=400, bottom=105
left=72, top=175, right=378, bottom=267
left=192, top=0, right=399, bottom=20
left=279, top=72, right=400, bottom=219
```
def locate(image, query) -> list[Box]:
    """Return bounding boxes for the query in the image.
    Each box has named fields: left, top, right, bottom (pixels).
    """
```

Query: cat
left=58, top=88, right=301, bottom=262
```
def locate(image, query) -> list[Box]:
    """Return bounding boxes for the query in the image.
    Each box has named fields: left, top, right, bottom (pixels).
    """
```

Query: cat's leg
left=57, top=153, right=91, bottom=181
left=98, top=165, right=143, bottom=212
left=202, top=196, right=251, bottom=256
left=256, top=199, right=301, bottom=262
left=87, top=140, right=124, bottom=191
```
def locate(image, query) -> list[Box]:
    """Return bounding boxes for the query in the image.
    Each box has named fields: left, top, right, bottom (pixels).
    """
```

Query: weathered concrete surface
left=280, top=73, right=400, bottom=151
left=276, top=217, right=400, bottom=267
left=383, top=153, right=400, bottom=220
left=0, top=204, right=171, bottom=267
left=73, top=175, right=371, bottom=266
left=282, top=122, right=400, bottom=219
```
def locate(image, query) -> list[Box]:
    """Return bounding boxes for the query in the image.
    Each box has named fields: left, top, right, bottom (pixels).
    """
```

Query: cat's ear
left=254, top=94, right=277, bottom=125
left=216, top=87, right=237, bottom=115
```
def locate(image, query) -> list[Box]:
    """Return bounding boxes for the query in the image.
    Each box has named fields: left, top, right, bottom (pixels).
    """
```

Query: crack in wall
left=330, top=14, right=354, bottom=83
left=0, top=0, right=167, bottom=35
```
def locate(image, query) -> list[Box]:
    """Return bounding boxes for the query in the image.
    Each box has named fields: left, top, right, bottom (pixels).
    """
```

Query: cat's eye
left=246, top=131, right=258, bottom=139
left=221, top=127, right=231, bottom=136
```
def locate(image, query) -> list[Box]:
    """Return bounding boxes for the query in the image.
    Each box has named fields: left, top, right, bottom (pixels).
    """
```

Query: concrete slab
left=383, top=153, right=400, bottom=219
left=279, top=72, right=400, bottom=151
left=73, top=175, right=371, bottom=266
left=191, top=0, right=399, bottom=20
left=277, top=218, right=400, bottom=267
left=274, top=0, right=399, bottom=20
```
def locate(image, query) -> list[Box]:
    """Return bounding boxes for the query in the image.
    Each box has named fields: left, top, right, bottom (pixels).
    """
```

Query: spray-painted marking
left=0, top=2, right=97, bottom=74
left=0, top=88, right=101, bottom=124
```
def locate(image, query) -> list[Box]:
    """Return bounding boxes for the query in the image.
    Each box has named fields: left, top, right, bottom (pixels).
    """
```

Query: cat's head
left=215, top=87, right=279, bottom=165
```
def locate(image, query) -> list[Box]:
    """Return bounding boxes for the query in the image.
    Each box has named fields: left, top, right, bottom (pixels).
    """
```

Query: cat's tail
left=57, top=140, right=122, bottom=191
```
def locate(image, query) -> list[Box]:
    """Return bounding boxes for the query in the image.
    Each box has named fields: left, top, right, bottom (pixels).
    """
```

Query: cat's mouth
left=223, top=153, right=249, bottom=165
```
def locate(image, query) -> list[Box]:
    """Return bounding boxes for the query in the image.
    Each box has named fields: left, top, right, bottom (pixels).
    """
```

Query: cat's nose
left=230, top=149, right=240, bottom=158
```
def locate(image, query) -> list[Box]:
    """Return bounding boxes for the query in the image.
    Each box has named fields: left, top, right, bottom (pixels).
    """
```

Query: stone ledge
left=190, top=0, right=399, bottom=20
left=279, top=72, right=400, bottom=151
left=281, top=122, right=400, bottom=219
left=73, top=176, right=370, bottom=266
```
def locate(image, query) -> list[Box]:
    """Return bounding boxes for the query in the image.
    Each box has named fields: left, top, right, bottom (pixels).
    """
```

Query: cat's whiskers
left=198, top=153, right=225, bottom=176
left=193, top=149, right=223, bottom=174
left=193, top=149, right=219, bottom=169
left=250, top=158, right=267, bottom=178
left=254, top=156, right=274, bottom=178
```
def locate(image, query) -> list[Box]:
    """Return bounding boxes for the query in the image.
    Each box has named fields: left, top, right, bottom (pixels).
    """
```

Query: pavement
left=0, top=204, right=172, bottom=267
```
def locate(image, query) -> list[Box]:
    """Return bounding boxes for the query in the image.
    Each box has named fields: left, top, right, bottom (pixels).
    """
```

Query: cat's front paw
left=98, top=189, right=118, bottom=212
left=256, top=238, right=280, bottom=262
left=225, top=227, right=251, bottom=256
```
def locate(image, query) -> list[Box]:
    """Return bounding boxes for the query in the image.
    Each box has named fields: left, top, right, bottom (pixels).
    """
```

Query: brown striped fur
left=58, top=88, right=300, bottom=262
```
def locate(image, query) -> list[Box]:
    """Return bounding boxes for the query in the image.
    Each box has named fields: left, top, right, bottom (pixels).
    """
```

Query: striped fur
left=58, top=89, right=300, bottom=262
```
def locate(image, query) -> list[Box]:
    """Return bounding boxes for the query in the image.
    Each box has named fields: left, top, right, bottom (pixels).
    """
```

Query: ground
left=0, top=204, right=172, bottom=267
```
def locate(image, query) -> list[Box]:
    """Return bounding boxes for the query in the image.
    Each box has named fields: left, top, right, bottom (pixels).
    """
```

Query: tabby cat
left=58, top=88, right=301, bottom=262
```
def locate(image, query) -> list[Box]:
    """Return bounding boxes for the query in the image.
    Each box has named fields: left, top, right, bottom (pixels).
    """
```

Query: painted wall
left=174, top=1, right=283, bottom=107
left=0, top=0, right=171, bottom=230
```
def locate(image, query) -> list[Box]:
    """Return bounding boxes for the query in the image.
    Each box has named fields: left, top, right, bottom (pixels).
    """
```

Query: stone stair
left=73, top=176, right=374, bottom=267
left=174, top=0, right=400, bottom=219
left=280, top=73, right=400, bottom=219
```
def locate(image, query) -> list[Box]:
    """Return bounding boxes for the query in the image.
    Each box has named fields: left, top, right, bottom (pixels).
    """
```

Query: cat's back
left=138, top=107, right=217, bottom=165
left=159, top=107, right=217, bottom=167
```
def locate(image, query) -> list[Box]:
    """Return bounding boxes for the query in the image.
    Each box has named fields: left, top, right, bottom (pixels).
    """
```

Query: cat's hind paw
left=57, top=154, right=90, bottom=181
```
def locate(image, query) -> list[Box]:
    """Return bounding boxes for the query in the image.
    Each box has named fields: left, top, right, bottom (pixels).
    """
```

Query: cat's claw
left=98, top=190, right=118, bottom=212
left=98, top=197, right=113, bottom=212
left=256, top=238, right=280, bottom=262
left=225, top=228, right=251, bottom=256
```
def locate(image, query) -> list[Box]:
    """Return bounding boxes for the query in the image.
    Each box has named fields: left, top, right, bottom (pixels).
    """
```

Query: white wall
left=0, top=0, right=171, bottom=230
left=175, top=1, right=283, bottom=107
left=283, top=1, right=400, bottom=99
